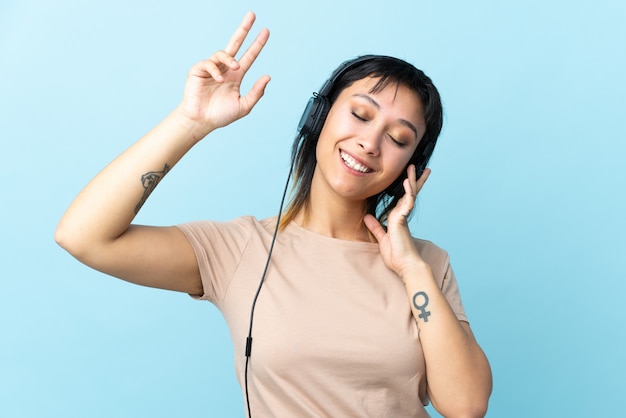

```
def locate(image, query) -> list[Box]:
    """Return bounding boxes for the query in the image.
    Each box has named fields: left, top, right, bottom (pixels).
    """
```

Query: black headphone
left=296, top=55, right=378, bottom=139
left=295, top=54, right=436, bottom=181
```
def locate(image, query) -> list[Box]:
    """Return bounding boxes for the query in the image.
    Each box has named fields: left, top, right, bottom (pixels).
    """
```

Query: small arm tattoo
left=134, top=163, right=170, bottom=214
left=412, top=291, right=431, bottom=322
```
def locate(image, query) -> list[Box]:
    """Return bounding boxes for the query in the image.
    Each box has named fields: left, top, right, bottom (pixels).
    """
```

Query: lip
left=339, top=149, right=374, bottom=175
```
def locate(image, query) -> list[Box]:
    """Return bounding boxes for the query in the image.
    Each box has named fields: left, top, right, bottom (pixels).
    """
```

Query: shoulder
left=412, top=237, right=451, bottom=278
left=413, top=237, right=449, bottom=261
left=176, top=215, right=276, bottom=241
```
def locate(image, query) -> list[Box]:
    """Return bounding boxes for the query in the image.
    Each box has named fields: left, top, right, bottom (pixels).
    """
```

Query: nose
left=357, top=130, right=382, bottom=156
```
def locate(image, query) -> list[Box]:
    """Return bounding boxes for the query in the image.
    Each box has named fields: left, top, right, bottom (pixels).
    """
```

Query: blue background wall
left=1, top=0, right=625, bottom=416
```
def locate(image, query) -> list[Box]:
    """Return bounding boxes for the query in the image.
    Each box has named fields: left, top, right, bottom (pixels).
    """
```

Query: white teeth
left=341, top=151, right=370, bottom=173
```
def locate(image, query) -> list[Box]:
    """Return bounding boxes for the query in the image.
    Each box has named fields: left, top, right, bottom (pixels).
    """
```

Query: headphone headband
left=296, top=55, right=377, bottom=138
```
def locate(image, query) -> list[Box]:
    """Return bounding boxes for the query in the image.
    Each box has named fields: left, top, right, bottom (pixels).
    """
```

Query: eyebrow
left=352, top=93, right=419, bottom=139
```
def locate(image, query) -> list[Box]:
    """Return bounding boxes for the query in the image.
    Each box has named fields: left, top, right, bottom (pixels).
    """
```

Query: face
left=311, top=76, right=426, bottom=205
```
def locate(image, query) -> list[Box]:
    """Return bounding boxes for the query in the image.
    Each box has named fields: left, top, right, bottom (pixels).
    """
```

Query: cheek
left=315, top=131, right=333, bottom=162
left=316, top=117, right=353, bottom=160
left=322, top=106, right=358, bottom=137
left=387, top=147, right=417, bottom=176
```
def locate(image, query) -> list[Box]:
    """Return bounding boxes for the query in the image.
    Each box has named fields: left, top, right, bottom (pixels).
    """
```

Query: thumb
left=363, top=214, right=386, bottom=243
left=240, top=75, right=271, bottom=116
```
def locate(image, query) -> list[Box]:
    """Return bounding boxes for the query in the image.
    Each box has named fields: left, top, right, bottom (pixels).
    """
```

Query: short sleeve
left=414, top=238, right=467, bottom=322
left=175, top=219, right=251, bottom=305
left=441, top=263, right=468, bottom=323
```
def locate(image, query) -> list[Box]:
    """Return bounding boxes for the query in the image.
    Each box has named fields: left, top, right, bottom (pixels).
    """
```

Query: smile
left=340, top=151, right=372, bottom=173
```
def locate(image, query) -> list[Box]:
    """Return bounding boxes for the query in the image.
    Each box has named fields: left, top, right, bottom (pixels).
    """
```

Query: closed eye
left=351, top=111, right=368, bottom=122
left=387, top=133, right=407, bottom=148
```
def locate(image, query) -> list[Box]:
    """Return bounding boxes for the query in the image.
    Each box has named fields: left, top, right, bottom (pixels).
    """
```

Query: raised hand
left=178, top=12, right=271, bottom=136
left=55, top=12, right=271, bottom=297
left=364, top=165, right=431, bottom=280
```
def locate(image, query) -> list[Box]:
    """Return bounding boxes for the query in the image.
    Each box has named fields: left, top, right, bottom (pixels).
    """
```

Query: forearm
left=401, top=262, right=492, bottom=417
left=55, top=107, right=209, bottom=258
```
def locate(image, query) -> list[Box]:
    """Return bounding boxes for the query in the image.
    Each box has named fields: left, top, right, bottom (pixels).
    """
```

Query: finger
left=239, top=74, right=271, bottom=116
left=211, top=50, right=239, bottom=68
left=406, top=164, right=418, bottom=197
left=189, top=59, right=224, bottom=83
left=415, top=167, right=431, bottom=194
left=363, top=214, right=386, bottom=243
left=190, top=51, right=240, bottom=82
left=224, top=11, right=257, bottom=57
left=237, top=27, right=270, bottom=73
left=398, top=178, right=416, bottom=217
left=404, top=177, right=416, bottom=202
left=208, top=51, right=240, bottom=80
left=390, top=173, right=417, bottom=221
left=395, top=166, right=430, bottom=220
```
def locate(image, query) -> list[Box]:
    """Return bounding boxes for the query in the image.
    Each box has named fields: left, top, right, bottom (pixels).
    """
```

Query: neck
left=295, top=195, right=371, bottom=242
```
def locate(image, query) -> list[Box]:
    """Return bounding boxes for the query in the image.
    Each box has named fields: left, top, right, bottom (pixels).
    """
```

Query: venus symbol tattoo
left=134, top=163, right=170, bottom=214
left=412, top=291, right=431, bottom=322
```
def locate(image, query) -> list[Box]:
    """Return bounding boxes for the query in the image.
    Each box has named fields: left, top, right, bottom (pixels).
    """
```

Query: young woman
left=55, top=11, right=492, bottom=418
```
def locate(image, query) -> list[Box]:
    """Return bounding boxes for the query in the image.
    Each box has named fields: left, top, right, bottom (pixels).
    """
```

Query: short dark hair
left=281, top=55, right=443, bottom=228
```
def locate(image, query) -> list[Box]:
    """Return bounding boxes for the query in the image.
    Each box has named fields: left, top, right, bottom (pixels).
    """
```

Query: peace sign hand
left=178, top=12, right=270, bottom=138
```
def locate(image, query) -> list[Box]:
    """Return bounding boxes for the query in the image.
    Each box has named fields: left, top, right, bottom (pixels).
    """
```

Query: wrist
left=171, top=106, right=216, bottom=143
left=398, top=259, right=433, bottom=285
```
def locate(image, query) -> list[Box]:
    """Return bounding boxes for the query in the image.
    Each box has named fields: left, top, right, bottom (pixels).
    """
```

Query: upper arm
left=65, top=224, right=203, bottom=295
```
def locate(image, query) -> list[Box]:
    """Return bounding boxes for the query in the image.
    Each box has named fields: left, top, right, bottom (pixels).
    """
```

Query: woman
left=55, top=11, right=492, bottom=418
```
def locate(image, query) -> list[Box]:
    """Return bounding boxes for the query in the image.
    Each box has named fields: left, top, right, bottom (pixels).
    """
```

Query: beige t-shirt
left=176, top=216, right=467, bottom=417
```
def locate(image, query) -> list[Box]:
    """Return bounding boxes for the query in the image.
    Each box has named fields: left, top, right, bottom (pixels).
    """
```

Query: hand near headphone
left=177, top=12, right=270, bottom=137
left=364, top=165, right=431, bottom=281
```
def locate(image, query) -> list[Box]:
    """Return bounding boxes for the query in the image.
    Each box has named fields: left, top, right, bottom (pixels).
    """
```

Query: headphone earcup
left=297, top=94, right=331, bottom=138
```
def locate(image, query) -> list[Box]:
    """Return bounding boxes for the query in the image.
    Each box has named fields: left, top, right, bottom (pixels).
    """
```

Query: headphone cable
left=244, top=158, right=295, bottom=418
